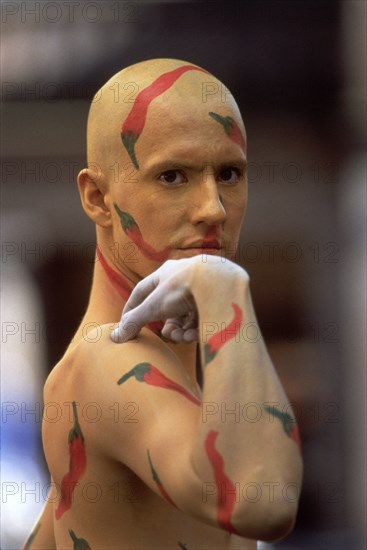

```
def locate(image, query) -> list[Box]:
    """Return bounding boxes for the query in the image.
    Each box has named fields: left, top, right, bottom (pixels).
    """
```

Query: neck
left=72, top=244, right=198, bottom=383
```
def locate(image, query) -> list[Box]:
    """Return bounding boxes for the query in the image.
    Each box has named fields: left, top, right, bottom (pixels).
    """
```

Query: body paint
left=204, top=431, right=239, bottom=534
left=204, top=303, right=243, bottom=365
left=147, top=449, right=178, bottom=508
left=69, top=529, right=92, bottom=550
left=114, top=204, right=171, bottom=262
left=208, top=112, right=247, bottom=154
left=264, top=405, right=301, bottom=451
left=22, top=522, right=41, bottom=550
left=96, top=244, right=131, bottom=302
left=118, top=362, right=201, bottom=406
left=121, top=65, right=208, bottom=169
left=202, top=225, right=222, bottom=248
left=96, top=245, right=164, bottom=336
left=55, top=402, right=87, bottom=520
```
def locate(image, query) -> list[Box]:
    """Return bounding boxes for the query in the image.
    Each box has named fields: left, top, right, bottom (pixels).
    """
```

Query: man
left=24, top=58, right=302, bottom=549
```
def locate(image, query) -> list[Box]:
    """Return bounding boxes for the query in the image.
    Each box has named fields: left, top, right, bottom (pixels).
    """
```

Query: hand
left=111, top=258, right=201, bottom=344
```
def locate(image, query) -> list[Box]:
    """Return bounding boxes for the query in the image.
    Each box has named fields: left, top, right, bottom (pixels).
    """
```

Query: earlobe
left=77, top=168, right=112, bottom=228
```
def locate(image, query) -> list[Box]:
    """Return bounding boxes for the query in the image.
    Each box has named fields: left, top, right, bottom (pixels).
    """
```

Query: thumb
left=111, top=313, right=142, bottom=343
left=111, top=291, right=163, bottom=343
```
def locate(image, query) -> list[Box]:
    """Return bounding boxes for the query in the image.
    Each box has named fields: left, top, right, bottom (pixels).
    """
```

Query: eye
left=158, top=170, right=187, bottom=186
left=218, top=167, right=241, bottom=185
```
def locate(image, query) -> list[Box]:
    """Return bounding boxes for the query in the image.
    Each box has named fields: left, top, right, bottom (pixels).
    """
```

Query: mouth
left=201, top=239, right=221, bottom=249
left=178, top=229, right=223, bottom=256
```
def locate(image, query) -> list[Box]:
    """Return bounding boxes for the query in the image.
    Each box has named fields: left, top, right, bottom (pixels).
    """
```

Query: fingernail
left=111, top=322, right=128, bottom=343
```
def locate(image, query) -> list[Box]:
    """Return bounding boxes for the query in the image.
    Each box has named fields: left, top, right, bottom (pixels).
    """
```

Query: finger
left=112, top=274, right=161, bottom=343
left=164, top=327, right=198, bottom=343
left=161, top=319, right=184, bottom=341
left=183, top=328, right=198, bottom=342
left=111, top=319, right=141, bottom=343
left=161, top=320, right=198, bottom=343
left=112, top=287, right=164, bottom=343
left=122, top=272, right=159, bottom=315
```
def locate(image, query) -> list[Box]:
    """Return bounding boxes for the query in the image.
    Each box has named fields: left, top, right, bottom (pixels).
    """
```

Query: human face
left=109, top=96, right=248, bottom=280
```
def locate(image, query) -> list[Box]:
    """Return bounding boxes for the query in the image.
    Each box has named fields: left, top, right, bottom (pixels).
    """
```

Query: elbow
left=255, top=506, right=298, bottom=543
left=232, top=492, right=301, bottom=542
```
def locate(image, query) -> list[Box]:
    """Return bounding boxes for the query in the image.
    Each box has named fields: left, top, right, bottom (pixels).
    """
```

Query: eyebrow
left=143, top=158, right=248, bottom=175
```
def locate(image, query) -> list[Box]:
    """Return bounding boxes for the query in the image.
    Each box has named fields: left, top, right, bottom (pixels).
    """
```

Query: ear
left=77, top=167, right=112, bottom=228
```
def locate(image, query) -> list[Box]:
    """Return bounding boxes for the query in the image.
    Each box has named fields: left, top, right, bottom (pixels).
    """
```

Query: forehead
left=137, top=95, right=246, bottom=169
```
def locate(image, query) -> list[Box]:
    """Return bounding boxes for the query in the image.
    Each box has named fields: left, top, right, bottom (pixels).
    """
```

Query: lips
left=182, top=226, right=222, bottom=250
left=201, top=238, right=221, bottom=249
left=177, top=225, right=223, bottom=255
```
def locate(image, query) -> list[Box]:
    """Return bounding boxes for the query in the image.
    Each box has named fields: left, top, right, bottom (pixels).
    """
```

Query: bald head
left=86, top=58, right=245, bottom=178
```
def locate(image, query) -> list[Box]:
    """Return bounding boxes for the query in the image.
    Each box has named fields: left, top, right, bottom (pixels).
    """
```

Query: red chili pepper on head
left=205, top=430, right=240, bottom=535
left=55, top=402, right=87, bottom=520
left=204, top=303, right=243, bottom=365
left=208, top=111, right=247, bottom=154
left=121, top=65, right=208, bottom=169
left=147, top=449, right=178, bottom=508
left=114, top=204, right=171, bottom=262
left=68, top=529, right=92, bottom=550
left=264, top=406, right=302, bottom=452
left=118, top=362, right=201, bottom=406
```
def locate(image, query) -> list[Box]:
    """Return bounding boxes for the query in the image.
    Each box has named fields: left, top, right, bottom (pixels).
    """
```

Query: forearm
left=23, top=498, right=56, bottom=550
left=190, top=261, right=303, bottom=538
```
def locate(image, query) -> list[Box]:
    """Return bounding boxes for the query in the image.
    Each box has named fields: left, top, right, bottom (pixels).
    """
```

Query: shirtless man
left=24, top=58, right=302, bottom=550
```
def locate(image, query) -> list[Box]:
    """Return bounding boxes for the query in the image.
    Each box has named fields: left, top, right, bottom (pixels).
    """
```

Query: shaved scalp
left=86, top=58, right=245, bottom=179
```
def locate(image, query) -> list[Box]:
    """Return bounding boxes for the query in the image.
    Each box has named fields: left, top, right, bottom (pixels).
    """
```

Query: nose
left=189, top=175, right=227, bottom=226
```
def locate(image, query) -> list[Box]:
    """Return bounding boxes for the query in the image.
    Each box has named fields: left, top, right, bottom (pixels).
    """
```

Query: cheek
left=224, top=192, right=247, bottom=224
left=142, top=199, right=186, bottom=230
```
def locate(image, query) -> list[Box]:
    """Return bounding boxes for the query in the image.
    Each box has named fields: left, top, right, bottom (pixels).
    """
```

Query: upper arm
left=23, top=491, right=56, bottom=550
left=75, top=325, right=299, bottom=541
left=80, top=327, right=205, bottom=517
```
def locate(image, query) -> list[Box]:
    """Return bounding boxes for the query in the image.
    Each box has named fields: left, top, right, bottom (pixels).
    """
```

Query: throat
left=94, top=245, right=164, bottom=336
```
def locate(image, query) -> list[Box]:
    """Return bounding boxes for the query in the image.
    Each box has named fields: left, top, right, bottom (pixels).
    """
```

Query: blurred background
left=1, top=0, right=366, bottom=548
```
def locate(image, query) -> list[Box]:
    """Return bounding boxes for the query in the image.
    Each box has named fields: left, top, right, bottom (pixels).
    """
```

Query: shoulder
left=75, top=323, right=181, bottom=378
left=43, top=323, right=200, bottom=469
left=44, top=323, right=187, bottom=403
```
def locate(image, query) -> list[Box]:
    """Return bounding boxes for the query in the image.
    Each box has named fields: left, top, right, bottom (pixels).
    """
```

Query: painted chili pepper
left=208, top=112, right=247, bottom=154
left=114, top=204, right=171, bottom=262
left=263, top=405, right=301, bottom=451
left=204, top=303, right=243, bottom=365
left=147, top=449, right=178, bottom=508
left=96, top=245, right=164, bottom=336
left=204, top=430, right=240, bottom=535
left=69, top=529, right=92, bottom=550
left=55, top=402, right=87, bottom=520
left=22, top=522, right=41, bottom=550
left=118, top=362, right=201, bottom=406
left=121, top=65, right=208, bottom=169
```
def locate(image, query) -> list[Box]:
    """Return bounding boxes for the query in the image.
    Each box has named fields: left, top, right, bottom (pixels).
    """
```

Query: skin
left=25, top=58, right=302, bottom=549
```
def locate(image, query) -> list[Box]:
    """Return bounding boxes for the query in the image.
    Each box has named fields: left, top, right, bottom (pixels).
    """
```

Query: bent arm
left=106, top=256, right=303, bottom=540
left=187, top=260, right=303, bottom=540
